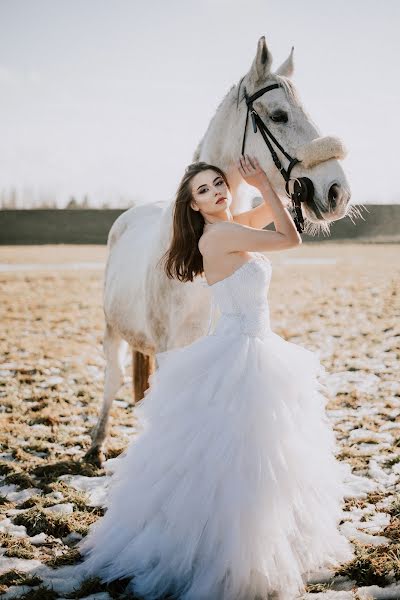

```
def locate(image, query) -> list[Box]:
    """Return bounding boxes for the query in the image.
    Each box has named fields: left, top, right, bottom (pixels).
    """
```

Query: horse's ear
left=275, top=47, right=295, bottom=78
left=249, top=36, right=273, bottom=82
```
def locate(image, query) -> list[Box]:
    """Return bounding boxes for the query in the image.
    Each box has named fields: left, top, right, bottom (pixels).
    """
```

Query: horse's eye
left=270, top=112, right=288, bottom=123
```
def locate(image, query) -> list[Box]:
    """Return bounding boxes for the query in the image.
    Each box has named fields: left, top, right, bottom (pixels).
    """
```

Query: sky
left=0, top=0, right=399, bottom=208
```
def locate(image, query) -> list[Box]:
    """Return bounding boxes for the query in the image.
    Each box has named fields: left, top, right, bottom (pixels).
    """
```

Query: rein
left=237, top=77, right=322, bottom=233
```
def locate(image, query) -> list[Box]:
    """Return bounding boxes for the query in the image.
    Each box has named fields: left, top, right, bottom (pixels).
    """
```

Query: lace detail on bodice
left=205, top=253, right=272, bottom=340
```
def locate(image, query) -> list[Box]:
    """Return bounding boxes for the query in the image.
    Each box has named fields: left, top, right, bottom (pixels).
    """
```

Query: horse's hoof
left=83, top=446, right=105, bottom=467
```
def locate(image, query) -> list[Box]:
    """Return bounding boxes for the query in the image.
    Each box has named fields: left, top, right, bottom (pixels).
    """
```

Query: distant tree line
left=0, top=188, right=136, bottom=209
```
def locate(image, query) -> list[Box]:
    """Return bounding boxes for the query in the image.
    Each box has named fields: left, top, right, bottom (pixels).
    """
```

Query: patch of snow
left=1, top=585, right=35, bottom=599
left=305, top=567, right=343, bottom=584
left=326, top=409, right=352, bottom=419
left=0, top=370, right=13, bottom=377
left=62, top=531, right=83, bottom=544
left=356, top=406, right=383, bottom=417
left=341, top=503, right=377, bottom=523
left=6, top=508, right=31, bottom=516
left=329, top=576, right=358, bottom=592
left=114, top=425, right=136, bottom=434
left=369, top=459, right=399, bottom=486
left=352, top=512, right=391, bottom=534
left=45, top=491, right=65, bottom=501
left=84, top=415, right=98, bottom=425
left=349, top=429, right=393, bottom=444
left=102, top=457, right=120, bottom=474
left=356, top=443, right=389, bottom=457
left=39, top=375, right=64, bottom=388
left=44, top=503, right=74, bottom=515
left=30, top=424, right=50, bottom=431
left=0, top=484, right=42, bottom=503
left=339, top=521, right=391, bottom=545
left=0, top=452, right=15, bottom=462
left=63, top=445, right=83, bottom=456
left=380, top=422, right=400, bottom=431
left=386, top=408, right=400, bottom=419
left=302, top=592, right=354, bottom=599
left=342, top=467, right=381, bottom=498
left=62, top=425, right=87, bottom=434
left=31, top=562, right=87, bottom=595
left=114, top=400, right=130, bottom=408
left=392, top=462, right=400, bottom=475
left=380, top=381, right=400, bottom=394
left=58, top=474, right=108, bottom=507
left=29, top=532, right=49, bottom=545
left=0, top=362, right=18, bottom=370
left=86, top=365, right=103, bottom=381
left=325, top=371, right=380, bottom=396
left=357, top=581, right=400, bottom=599
left=0, top=517, right=28, bottom=538
left=376, top=495, right=396, bottom=510
left=78, top=594, right=113, bottom=600
left=0, top=554, right=42, bottom=575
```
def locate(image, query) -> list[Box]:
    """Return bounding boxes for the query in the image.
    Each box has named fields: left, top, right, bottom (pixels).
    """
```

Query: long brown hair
left=158, top=162, right=230, bottom=283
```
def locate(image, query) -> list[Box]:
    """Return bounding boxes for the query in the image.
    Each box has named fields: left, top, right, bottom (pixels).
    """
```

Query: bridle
left=238, top=76, right=323, bottom=233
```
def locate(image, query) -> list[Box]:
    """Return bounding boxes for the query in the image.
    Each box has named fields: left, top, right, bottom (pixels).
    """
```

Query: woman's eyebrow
left=197, top=176, right=221, bottom=191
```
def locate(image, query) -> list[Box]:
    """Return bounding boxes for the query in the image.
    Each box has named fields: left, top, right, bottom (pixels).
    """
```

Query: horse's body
left=85, top=37, right=353, bottom=464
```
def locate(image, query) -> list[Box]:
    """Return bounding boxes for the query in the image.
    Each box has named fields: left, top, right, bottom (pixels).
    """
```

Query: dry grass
left=0, top=244, right=399, bottom=598
left=0, top=570, right=42, bottom=591
left=334, top=540, right=400, bottom=587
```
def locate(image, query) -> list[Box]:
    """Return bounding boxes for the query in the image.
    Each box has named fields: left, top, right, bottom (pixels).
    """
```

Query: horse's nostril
left=328, top=184, right=343, bottom=210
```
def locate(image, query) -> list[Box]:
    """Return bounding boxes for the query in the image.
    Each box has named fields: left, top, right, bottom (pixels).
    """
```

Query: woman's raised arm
left=206, top=155, right=301, bottom=254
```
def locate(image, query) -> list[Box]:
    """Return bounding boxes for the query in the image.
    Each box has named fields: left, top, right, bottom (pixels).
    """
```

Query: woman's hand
left=236, top=155, right=271, bottom=190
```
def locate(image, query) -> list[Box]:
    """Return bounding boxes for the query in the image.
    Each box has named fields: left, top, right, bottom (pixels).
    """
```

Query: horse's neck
left=197, top=84, right=250, bottom=211
left=198, top=85, right=238, bottom=164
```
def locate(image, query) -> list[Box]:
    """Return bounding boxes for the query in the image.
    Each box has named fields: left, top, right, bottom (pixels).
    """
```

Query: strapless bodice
left=204, top=253, right=272, bottom=340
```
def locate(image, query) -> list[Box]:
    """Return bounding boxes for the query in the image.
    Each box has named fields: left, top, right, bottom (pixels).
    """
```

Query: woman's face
left=190, top=169, right=231, bottom=218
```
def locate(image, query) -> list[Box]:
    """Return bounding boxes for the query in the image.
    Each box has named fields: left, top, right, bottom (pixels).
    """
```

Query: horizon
left=0, top=0, right=399, bottom=208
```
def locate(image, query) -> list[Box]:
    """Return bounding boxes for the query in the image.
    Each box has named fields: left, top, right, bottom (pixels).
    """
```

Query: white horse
left=85, top=36, right=355, bottom=464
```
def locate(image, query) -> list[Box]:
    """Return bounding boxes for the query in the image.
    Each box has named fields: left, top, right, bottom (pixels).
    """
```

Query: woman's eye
left=216, top=180, right=223, bottom=186
left=199, top=189, right=207, bottom=194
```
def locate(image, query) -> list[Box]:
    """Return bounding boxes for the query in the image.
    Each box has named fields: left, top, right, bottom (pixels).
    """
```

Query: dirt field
left=0, top=244, right=399, bottom=599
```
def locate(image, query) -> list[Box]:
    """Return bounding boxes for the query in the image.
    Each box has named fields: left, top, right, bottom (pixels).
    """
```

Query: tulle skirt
left=76, top=326, right=354, bottom=599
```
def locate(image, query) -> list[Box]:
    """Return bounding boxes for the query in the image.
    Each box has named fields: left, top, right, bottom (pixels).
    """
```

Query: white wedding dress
left=75, top=252, right=354, bottom=599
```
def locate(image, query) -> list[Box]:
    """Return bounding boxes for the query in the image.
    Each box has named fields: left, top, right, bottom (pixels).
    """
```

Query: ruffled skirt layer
left=77, top=327, right=354, bottom=599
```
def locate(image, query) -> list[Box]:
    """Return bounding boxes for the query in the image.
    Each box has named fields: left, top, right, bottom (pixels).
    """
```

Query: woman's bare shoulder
left=198, top=222, right=242, bottom=256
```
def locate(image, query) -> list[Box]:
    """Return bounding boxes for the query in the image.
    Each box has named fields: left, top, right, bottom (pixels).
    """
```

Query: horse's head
left=237, top=36, right=351, bottom=233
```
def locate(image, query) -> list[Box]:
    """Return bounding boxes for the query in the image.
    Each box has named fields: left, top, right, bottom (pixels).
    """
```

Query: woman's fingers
left=244, top=155, right=251, bottom=170
left=246, top=155, right=256, bottom=169
left=240, top=155, right=249, bottom=174
left=237, top=154, right=260, bottom=179
left=241, top=154, right=253, bottom=173
left=245, top=154, right=260, bottom=172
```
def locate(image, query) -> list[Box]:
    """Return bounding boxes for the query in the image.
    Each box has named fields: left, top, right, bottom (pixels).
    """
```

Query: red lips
left=216, top=197, right=226, bottom=204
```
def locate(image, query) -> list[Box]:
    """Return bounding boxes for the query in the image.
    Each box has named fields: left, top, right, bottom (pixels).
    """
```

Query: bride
left=75, top=155, right=354, bottom=599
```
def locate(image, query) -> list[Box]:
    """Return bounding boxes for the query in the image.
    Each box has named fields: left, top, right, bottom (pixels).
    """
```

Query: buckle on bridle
left=250, top=109, right=258, bottom=133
